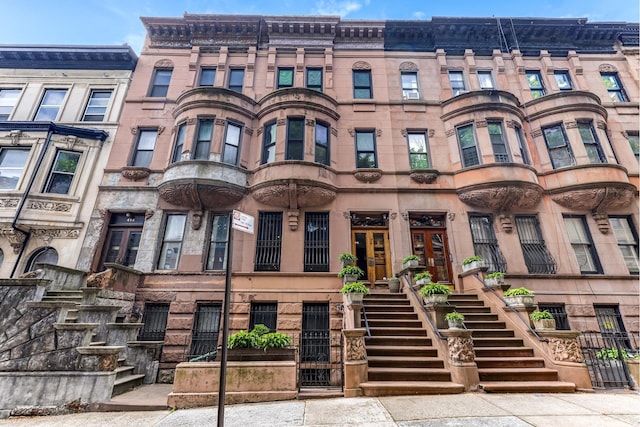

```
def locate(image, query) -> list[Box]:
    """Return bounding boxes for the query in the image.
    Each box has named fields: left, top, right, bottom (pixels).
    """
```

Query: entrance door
left=411, top=230, right=452, bottom=283
left=352, top=230, right=391, bottom=283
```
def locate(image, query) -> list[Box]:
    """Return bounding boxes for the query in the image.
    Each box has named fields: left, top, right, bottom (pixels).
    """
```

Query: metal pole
left=217, top=226, right=234, bottom=427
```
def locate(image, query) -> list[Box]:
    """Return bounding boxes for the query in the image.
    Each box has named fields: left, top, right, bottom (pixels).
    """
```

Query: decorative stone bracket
left=409, top=169, right=439, bottom=184
left=353, top=168, right=382, bottom=183
left=1, top=228, right=27, bottom=254
left=121, top=166, right=151, bottom=181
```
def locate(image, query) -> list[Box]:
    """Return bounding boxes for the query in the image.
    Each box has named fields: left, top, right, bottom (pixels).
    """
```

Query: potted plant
left=445, top=311, right=465, bottom=329
left=340, top=281, right=369, bottom=304
left=402, top=254, right=420, bottom=269
left=595, top=347, right=629, bottom=374
left=530, top=310, right=556, bottom=330
left=419, top=283, right=451, bottom=305
left=503, top=286, right=534, bottom=307
left=339, top=252, right=357, bottom=268
left=485, top=271, right=505, bottom=288
left=388, top=276, right=400, bottom=293
left=414, top=271, right=432, bottom=286
left=462, top=256, right=483, bottom=272
left=338, top=265, right=364, bottom=284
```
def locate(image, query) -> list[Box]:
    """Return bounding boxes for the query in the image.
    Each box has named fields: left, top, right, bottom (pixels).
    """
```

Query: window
left=627, top=132, right=639, bottom=162
left=131, top=130, right=157, bottom=167
left=594, top=305, right=630, bottom=347
left=277, top=68, right=294, bottom=89
left=157, top=213, right=186, bottom=270
left=189, top=303, right=222, bottom=361
left=34, top=89, right=67, bottom=121
left=170, top=123, right=187, bottom=163
left=469, top=215, right=506, bottom=273
left=261, top=121, right=276, bottom=164
left=306, top=68, right=323, bottom=91
left=554, top=71, right=572, bottom=91
left=193, top=118, right=213, bottom=160
left=456, top=124, right=480, bottom=167
left=478, top=71, right=494, bottom=90
left=25, top=247, right=58, bottom=272
left=488, top=121, right=510, bottom=162
left=601, top=73, right=628, bottom=102
left=515, top=125, right=531, bottom=165
left=401, top=72, right=420, bottom=99
left=206, top=213, right=230, bottom=270
left=448, top=71, right=466, bottom=96
left=304, top=212, right=329, bottom=272
left=610, top=216, right=639, bottom=274
left=138, top=303, right=169, bottom=341
left=286, top=118, right=304, bottom=161
left=44, top=150, right=81, bottom=194
left=254, top=212, right=283, bottom=271
left=563, top=215, right=602, bottom=274
left=577, top=122, right=606, bottom=164
left=407, top=132, right=430, bottom=169
left=148, top=69, right=172, bottom=97
left=99, top=212, right=145, bottom=270
left=355, top=130, right=377, bottom=168
left=543, top=124, right=574, bottom=169
left=515, top=215, right=557, bottom=274
left=314, top=121, right=329, bottom=165
left=222, top=122, right=241, bottom=165
left=249, top=302, right=277, bottom=331
left=228, top=69, right=244, bottom=93
left=353, top=70, right=372, bottom=99
left=526, top=71, right=545, bottom=99
left=0, top=147, right=29, bottom=190
left=199, top=68, right=216, bottom=87
left=537, top=304, right=570, bottom=330
left=0, top=89, right=21, bottom=120
left=82, top=90, right=112, bottom=122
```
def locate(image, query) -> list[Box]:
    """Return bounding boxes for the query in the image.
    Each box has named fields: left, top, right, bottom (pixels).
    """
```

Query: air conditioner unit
left=405, top=92, right=420, bottom=100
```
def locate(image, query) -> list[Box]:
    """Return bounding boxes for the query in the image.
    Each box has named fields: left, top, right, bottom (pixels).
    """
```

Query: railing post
left=342, top=328, right=367, bottom=397
left=440, top=329, right=479, bottom=391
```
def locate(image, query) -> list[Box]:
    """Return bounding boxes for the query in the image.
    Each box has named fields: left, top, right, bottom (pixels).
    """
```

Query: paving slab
left=380, top=394, right=509, bottom=420
left=554, top=393, right=640, bottom=415
left=304, top=397, right=394, bottom=426
left=520, top=415, right=634, bottom=427
left=477, top=393, right=597, bottom=416
left=0, top=411, right=170, bottom=427
left=397, top=416, right=532, bottom=427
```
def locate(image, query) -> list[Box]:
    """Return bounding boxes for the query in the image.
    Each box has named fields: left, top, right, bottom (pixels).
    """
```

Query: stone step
left=366, top=336, right=433, bottom=346
left=112, top=373, right=146, bottom=397
left=475, top=357, right=546, bottom=369
left=479, top=381, right=576, bottom=393
left=479, top=368, right=559, bottom=382
left=368, top=367, right=452, bottom=382
left=366, top=345, right=438, bottom=358
left=469, top=329, right=515, bottom=338
left=448, top=306, right=491, bottom=313
left=365, top=312, right=418, bottom=320
left=473, top=347, right=535, bottom=358
left=89, top=341, right=106, bottom=346
left=366, top=293, right=407, bottom=299
left=360, top=381, right=465, bottom=396
left=463, top=321, right=507, bottom=329
left=447, top=300, right=485, bottom=307
left=472, top=337, right=524, bottom=347
left=366, top=319, right=424, bottom=328
left=115, top=365, right=135, bottom=380
left=364, top=299, right=411, bottom=306
left=368, top=356, right=444, bottom=369
left=455, top=313, right=499, bottom=321
left=449, top=294, right=479, bottom=300
left=364, top=305, right=414, bottom=312
left=369, top=327, right=428, bottom=337
left=297, top=388, right=344, bottom=400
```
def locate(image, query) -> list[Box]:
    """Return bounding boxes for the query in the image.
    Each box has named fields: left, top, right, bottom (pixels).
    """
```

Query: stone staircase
left=448, top=293, right=576, bottom=393
left=359, top=292, right=465, bottom=396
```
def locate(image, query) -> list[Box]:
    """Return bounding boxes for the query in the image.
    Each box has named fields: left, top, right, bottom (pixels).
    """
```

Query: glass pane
left=105, top=231, right=124, bottom=264
left=155, top=70, right=172, bottom=85
left=35, top=107, right=59, bottom=121
left=159, top=242, right=181, bottom=270
left=401, top=73, right=418, bottom=89
left=357, top=153, right=375, bottom=168
left=578, top=124, right=595, bottom=144
left=0, top=89, right=20, bottom=106
left=222, top=145, right=238, bottom=164
left=354, top=88, right=371, bottom=98
left=47, top=174, right=73, bottom=194
left=431, top=233, right=450, bottom=282
left=278, top=69, right=293, bottom=87
left=200, top=69, right=215, bottom=86
left=165, top=215, right=186, bottom=240
left=315, top=145, right=327, bottom=164
left=356, top=132, right=374, bottom=151
left=565, top=218, right=588, bottom=243
left=286, top=141, right=303, bottom=160
left=138, top=131, right=157, bottom=150
left=628, top=135, right=639, bottom=155
left=133, top=150, right=152, bottom=167
left=610, top=218, right=635, bottom=244
left=42, top=89, right=66, bottom=106
left=266, top=123, right=276, bottom=143
left=0, top=148, right=29, bottom=168
left=585, top=145, right=601, bottom=163
left=265, top=145, right=275, bottom=163
left=478, top=72, right=493, bottom=89
left=527, top=73, right=543, bottom=89
left=573, top=244, right=596, bottom=272
left=125, top=232, right=141, bottom=267
left=544, top=126, right=566, bottom=148
left=408, top=133, right=426, bottom=153
left=211, top=214, right=229, bottom=241
left=555, top=73, right=572, bottom=89
left=354, top=71, right=370, bottom=86
left=288, top=119, right=304, bottom=140
left=550, top=148, right=573, bottom=168
left=315, top=124, right=328, bottom=146
left=208, top=241, right=228, bottom=270
left=307, top=69, right=322, bottom=87
left=457, top=126, right=476, bottom=149
left=410, top=153, right=429, bottom=169
left=198, top=120, right=214, bottom=141
left=449, top=72, right=463, bottom=83
left=601, top=75, right=619, bottom=89
left=225, top=124, right=241, bottom=146
left=229, top=70, right=244, bottom=86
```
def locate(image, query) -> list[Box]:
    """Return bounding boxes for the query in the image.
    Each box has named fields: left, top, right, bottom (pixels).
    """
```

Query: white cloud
left=412, top=11, right=426, bottom=19
left=312, top=0, right=370, bottom=17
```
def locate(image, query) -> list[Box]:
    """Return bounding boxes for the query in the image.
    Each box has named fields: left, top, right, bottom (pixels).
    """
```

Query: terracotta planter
left=422, top=294, right=448, bottom=306
left=504, top=295, right=535, bottom=307
left=388, top=278, right=400, bottom=293
left=532, top=318, right=556, bottom=331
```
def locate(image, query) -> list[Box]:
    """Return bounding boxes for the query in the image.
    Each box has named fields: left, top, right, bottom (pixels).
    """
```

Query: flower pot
left=485, top=276, right=504, bottom=288
left=422, top=294, right=448, bottom=306
left=447, top=319, right=464, bottom=329
left=403, top=259, right=419, bottom=269
left=532, top=318, right=556, bottom=331
left=416, top=278, right=432, bottom=286
left=504, top=295, right=535, bottom=307
left=346, top=292, right=365, bottom=304
left=343, top=274, right=359, bottom=284
left=462, top=261, right=482, bottom=272
left=388, top=278, right=400, bottom=293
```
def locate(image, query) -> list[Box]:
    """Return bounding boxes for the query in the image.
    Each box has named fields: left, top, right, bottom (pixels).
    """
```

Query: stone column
left=441, top=329, right=479, bottom=391
left=342, top=328, right=367, bottom=398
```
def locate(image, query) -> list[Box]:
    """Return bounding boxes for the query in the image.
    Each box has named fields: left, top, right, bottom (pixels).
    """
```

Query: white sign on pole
left=232, top=210, right=254, bottom=234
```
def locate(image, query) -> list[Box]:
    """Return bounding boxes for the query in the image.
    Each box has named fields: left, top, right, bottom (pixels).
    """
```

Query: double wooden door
left=351, top=230, right=392, bottom=283
left=411, top=229, right=452, bottom=283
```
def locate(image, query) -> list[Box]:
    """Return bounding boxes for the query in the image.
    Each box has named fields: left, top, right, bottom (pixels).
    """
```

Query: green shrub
left=530, top=310, right=554, bottom=320
left=419, top=283, right=452, bottom=297
left=338, top=253, right=357, bottom=264
left=251, top=323, right=270, bottom=336
left=338, top=265, right=365, bottom=278
left=340, top=282, right=369, bottom=294
left=414, top=271, right=432, bottom=281
left=595, top=348, right=629, bottom=360
left=402, top=255, right=420, bottom=263
left=258, top=332, right=293, bottom=351
left=503, top=287, right=533, bottom=297
left=462, top=256, right=483, bottom=265
left=228, top=324, right=293, bottom=351
left=486, top=271, right=505, bottom=279
left=228, top=330, right=258, bottom=349
left=445, top=311, right=464, bottom=321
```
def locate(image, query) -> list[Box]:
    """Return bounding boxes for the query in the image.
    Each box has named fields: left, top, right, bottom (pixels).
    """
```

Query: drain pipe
left=10, top=127, right=55, bottom=278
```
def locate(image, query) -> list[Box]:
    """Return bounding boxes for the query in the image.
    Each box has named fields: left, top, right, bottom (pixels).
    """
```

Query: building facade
left=78, top=15, right=639, bottom=381
left=0, top=45, right=137, bottom=276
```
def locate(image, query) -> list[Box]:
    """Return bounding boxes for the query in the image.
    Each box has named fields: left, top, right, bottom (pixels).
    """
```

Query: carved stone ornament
left=352, top=61, right=371, bottom=70
left=592, top=212, right=610, bottom=234
left=121, top=167, right=151, bottom=181
left=98, top=209, right=108, bottom=221
left=32, top=228, right=80, bottom=239
left=376, top=129, right=382, bottom=137
left=548, top=337, right=584, bottom=363
left=458, top=184, right=543, bottom=211
left=399, top=61, right=418, bottom=71
left=287, top=209, right=299, bottom=231
left=154, top=59, right=174, bottom=68
left=7, top=130, right=23, bottom=145
left=343, top=330, right=367, bottom=361
left=191, top=210, right=203, bottom=230
left=447, top=336, right=475, bottom=363
left=27, top=201, right=72, bottom=212
left=409, top=170, right=439, bottom=184
left=86, top=268, right=115, bottom=289
left=252, top=182, right=337, bottom=209
left=550, top=185, right=635, bottom=212
left=499, top=214, right=513, bottom=233
left=1, top=228, right=27, bottom=254
left=598, top=63, right=618, bottom=72
left=353, top=169, right=382, bottom=183
left=158, top=181, right=245, bottom=210
left=145, top=209, right=155, bottom=220
left=0, top=198, right=19, bottom=208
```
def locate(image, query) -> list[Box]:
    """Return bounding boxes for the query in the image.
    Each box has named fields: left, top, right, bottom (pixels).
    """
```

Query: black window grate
left=188, top=303, right=222, bottom=361
left=469, top=215, right=506, bottom=273
left=515, top=216, right=557, bottom=274
left=249, top=302, right=278, bottom=331
left=304, top=212, right=330, bottom=272
left=538, top=304, right=570, bottom=330
left=255, top=212, right=283, bottom=271
left=138, top=303, right=170, bottom=341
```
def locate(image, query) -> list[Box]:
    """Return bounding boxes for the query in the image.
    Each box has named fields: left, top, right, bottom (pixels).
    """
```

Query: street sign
left=232, top=210, right=254, bottom=234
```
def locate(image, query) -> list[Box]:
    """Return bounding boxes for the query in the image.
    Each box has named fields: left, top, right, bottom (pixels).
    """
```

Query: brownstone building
left=78, top=14, right=639, bottom=385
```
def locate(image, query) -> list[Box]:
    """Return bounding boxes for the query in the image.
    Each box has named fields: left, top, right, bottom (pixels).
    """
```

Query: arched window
left=25, top=247, right=58, bottom=272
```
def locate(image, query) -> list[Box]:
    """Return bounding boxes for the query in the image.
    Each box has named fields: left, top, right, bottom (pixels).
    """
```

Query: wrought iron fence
left=578, top=331, right=638, bottom=389
left=297, top=332, right=343, bottom=388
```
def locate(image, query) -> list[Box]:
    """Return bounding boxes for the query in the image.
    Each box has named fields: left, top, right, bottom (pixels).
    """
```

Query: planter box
left=447, top=319, right=464, bottom=330
left=219, top=347, right=296, bottom=362
left=422, top=294, right=448, bottom=306
left=346, top=292, right=365, bottom=304
left=485, top=276, right=504, bottom=288
left=462, top=261, right=483, bottom=272
left=403, top=260, right=419, bottom=269
left=416, top=278, right=432, bottom=286
left=532, top=318, right=556, bottom=331
left=343, top=274, right=359, bottom=284
left=504, top=295, right=535, bottom=307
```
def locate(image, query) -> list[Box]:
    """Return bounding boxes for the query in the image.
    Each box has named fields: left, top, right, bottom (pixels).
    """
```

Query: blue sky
left=1, top=0, right=638, bottom=54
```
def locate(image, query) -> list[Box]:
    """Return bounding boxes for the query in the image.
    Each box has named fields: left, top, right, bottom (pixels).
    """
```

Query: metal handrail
left=479, top=273, right=548, bottom=342
left=403, top=275, right=446, bottom=340
left=361, top=305, right=372, bottom=338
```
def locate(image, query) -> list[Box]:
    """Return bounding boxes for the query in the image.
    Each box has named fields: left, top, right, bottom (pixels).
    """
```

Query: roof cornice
left=0, top=45, right=137, bottom=70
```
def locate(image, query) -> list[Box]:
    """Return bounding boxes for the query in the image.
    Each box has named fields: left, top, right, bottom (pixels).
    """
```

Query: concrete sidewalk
left=1, top=391, right=639, bottom=426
